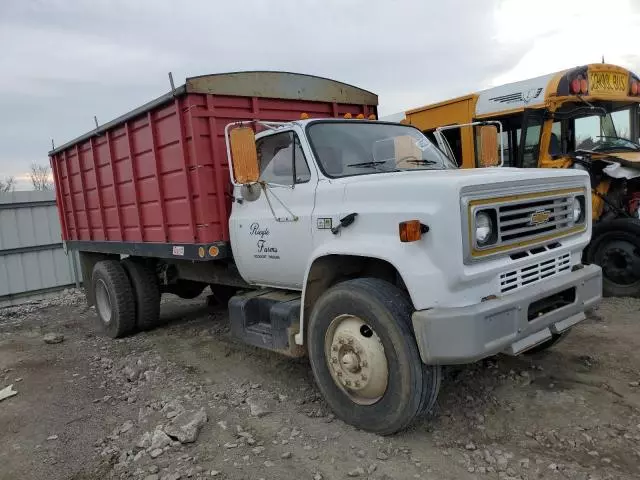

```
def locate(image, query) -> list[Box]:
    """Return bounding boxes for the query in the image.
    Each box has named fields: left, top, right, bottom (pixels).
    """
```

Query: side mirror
left=478, top=125, right=500, bottom=167
left=230, top=127, right=260, bottom=184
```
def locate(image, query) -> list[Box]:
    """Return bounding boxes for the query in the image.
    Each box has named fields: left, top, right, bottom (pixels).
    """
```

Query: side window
left=257, top=132, right=311, bottom=185
left=423, top=130, right=437, bottom=145
left=442, top=129, right=462, bottom=166
left=549, top=121, right=563, bottom=157
left=518, top=111, right=544, bottom=168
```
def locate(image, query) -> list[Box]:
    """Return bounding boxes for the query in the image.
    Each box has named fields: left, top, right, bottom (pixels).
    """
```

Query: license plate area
left=527, top=287, right=576, bottom=321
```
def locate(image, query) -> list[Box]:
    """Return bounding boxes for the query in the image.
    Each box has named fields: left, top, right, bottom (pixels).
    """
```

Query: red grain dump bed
left=49, top=71, right=378, bottom=260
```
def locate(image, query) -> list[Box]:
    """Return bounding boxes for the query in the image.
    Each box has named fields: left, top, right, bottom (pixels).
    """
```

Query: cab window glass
left=257, top=132, right=311, bottom=185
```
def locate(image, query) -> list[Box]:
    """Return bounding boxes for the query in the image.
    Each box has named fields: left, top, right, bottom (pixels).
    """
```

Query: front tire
left=92, top=260, right=136, bottom=338
left=307, top=278, right=441, bottom=435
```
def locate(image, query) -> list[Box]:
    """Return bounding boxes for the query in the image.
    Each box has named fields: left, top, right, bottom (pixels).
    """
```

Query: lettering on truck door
left=230, top=130, right=317, bottom=288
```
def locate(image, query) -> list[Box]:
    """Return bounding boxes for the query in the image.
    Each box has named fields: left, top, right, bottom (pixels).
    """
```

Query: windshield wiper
left=346, top=161, right=388, bottom=168
left=402, top=159, right=438, bottom=165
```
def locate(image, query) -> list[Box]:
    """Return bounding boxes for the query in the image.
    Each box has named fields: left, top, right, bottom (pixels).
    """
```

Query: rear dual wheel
left=92, top=259, right=161, bottom=338
left=92, top=260, right=136, bottom=338
left=308, top=278, right=441, bottom=435
left=122, top=258, right=161, bottom=330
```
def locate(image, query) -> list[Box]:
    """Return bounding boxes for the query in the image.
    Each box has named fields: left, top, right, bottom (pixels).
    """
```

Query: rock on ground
left=163, top=408, right=208, bottom=444
left=150, top=428, right=172, bottom=450
left=43, top=333, right=64, bottom=344
left=245, top=395, right=272, bottom=418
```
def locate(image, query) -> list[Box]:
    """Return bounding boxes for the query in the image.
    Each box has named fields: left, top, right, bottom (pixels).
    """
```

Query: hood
left=335, top=166, right=588, bottom=191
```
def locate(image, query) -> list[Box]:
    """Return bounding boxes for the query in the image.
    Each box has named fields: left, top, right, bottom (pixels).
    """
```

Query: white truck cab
left=225, top=118, right=602, bottom=434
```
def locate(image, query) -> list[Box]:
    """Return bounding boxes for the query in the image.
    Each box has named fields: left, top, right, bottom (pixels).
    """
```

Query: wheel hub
left=95, top=279, right=112, bottom=324
left=340, top=351, right=360, bottom=373
left=325, top=315, right=388, bottom=405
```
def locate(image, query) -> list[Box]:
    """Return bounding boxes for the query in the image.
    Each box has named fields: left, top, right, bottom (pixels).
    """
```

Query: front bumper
left=412, top=264, right=602, bottom=364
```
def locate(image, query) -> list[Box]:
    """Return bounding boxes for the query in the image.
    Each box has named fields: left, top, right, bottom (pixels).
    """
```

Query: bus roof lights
left=631, top=80, right=639, bottom=96
left=580, top=77, right=588, bottom=95
left=570, top=78, right=581, bottom=94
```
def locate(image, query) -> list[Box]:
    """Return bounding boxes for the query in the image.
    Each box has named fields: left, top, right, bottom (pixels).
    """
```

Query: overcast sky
left=1, top=0, right=639, bottom=189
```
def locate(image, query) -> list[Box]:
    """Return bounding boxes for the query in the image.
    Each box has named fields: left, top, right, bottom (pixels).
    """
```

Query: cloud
left=1, top=0, right=639, bottom=189
left=490, top=0, right=640, bottom=85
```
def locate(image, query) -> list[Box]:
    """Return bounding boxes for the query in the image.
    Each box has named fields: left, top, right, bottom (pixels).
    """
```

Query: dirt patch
left=1, top=293, right=640, bottom=480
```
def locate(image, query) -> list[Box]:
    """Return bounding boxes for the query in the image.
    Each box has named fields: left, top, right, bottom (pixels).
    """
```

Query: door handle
left=331, top=213, right=358, bottom=235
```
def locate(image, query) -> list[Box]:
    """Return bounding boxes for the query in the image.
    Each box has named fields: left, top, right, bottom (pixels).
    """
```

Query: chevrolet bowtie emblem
left=529, top=209, right=551, bottom=225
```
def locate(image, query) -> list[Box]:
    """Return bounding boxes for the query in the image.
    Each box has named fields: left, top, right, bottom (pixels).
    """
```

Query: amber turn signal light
left=399, top=220, right=428, bottom=242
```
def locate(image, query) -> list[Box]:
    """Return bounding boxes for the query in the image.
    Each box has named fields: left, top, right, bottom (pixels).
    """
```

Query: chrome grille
left=498, top=196, right=574, bottom=243
left=500, top=253, right=571, bottom=293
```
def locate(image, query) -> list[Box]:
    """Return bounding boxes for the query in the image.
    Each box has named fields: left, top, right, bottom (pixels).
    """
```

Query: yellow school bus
left=402, top=63, right=640, bottom=297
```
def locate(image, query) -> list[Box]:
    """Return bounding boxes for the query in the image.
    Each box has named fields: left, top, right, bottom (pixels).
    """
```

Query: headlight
left=572, top=196, right=584, bottom=223
left=475, top=211, right=494, bottom=245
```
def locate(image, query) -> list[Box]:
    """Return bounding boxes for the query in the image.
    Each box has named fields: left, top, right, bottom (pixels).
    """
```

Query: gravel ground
left=1, top=290, right=639, bottom=480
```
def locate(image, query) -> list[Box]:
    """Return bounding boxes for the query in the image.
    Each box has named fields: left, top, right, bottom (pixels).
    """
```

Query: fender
left=294, top=237, right=440, bottom=345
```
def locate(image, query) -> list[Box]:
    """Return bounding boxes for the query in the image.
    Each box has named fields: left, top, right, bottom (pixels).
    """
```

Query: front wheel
left=307, top=278, right=441, bottom=435
left=587, top=218, right=640, bottom=297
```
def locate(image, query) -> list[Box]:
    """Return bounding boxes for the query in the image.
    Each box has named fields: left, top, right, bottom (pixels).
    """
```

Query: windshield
left=573, top=105, right=640, bottom=152
left=306, top=121, right=456, bottom=178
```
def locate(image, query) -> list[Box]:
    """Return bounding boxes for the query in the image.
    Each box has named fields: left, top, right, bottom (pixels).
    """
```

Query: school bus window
left=573, top=107, right=636, bottom=152
left=521, top=121, right=543, bottom=168
left=549, top=121, right=563, bottom=157
left=610, top=109, right=632, bottom=139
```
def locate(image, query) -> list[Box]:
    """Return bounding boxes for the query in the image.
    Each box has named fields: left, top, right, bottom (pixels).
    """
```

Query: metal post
left=169, top=72, right=176, bottom=95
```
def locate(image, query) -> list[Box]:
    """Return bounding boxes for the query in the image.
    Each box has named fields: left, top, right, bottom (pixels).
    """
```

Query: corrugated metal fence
left=0, top=191, right=81, bottom=307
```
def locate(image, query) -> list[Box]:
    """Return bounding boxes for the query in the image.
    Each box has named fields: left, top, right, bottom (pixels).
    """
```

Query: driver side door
left=229, top=130, right=317, bottom=289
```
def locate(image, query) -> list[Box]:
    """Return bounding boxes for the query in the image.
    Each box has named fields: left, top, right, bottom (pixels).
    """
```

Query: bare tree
left=30, top=163, right=53, bottom=191
left=0, top=176, right=15, bottom=193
